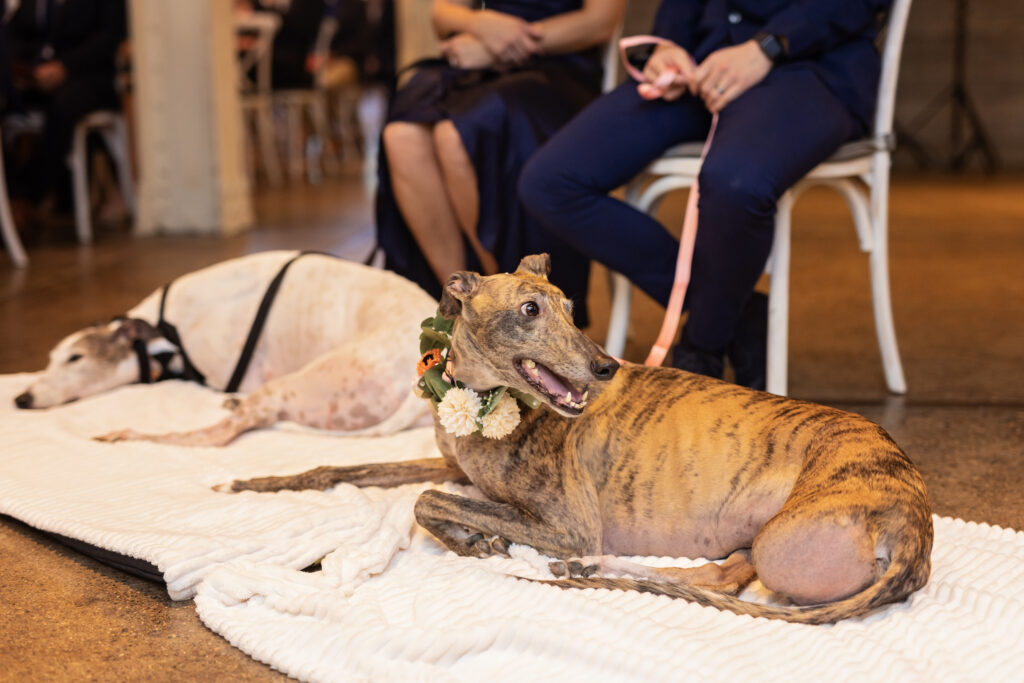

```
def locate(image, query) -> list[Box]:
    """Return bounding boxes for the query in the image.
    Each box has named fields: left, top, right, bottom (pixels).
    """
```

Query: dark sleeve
left=59, top=0, right=127, bottom=79
left=651, top=0, right=706, bottom=52
left=761, top=0, right=892, bottom=60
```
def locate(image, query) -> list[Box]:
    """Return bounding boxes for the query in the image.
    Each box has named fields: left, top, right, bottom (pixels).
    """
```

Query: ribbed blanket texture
left=1, top=374, right=1021, bottom=682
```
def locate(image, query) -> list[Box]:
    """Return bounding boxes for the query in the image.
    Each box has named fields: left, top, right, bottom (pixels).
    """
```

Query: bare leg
left=551, top=551, right=757, bottom=596
left=217, top=458, right=469, bottom=493
left=432, top=120, right=498, bottom=274
left=382, top=121, right=466, bottom=285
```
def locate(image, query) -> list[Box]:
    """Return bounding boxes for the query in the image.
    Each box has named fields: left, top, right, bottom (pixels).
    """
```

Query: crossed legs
left=382, top=120, right=498, bottom=286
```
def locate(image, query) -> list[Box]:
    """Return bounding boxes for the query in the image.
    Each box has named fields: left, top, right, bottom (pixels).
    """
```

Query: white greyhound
left=14, top=251, right=436, bottom=446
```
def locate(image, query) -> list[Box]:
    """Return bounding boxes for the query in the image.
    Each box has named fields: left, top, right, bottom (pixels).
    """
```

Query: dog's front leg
left=218, top=458, right=469, bottom=492
left=413, top=489, right=600, bottom=559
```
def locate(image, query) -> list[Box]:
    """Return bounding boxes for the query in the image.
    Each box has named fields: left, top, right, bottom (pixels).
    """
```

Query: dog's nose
left=14, top=391, right=34, bottom=409
left=590, top=354, right=619, bottom=380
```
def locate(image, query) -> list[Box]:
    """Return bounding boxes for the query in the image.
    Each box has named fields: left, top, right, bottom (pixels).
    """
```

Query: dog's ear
left=439, top=270, right=481, bottom=318
left=515, top=253, right=551, bottom=279
left=109, top=318, right=159, bottom=343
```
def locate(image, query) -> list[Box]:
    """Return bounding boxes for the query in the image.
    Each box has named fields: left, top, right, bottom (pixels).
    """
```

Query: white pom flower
left=480, top=393, right=521, bottom=439
left=437, top=387, right=482, bottom=436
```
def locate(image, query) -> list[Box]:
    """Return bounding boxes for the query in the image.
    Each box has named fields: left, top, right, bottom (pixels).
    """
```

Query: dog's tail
left=526, top=540, right=932, bottom=625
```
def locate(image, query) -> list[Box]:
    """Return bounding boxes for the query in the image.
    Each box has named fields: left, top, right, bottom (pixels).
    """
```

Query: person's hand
left=471, top=9, right=540, bottom=66
left=691, top=41, right=771, bottom=113
left=441, top=33, right=496, bottom=70
left=637, top=43, right=696, bottom=101
left=34, top=61, right=68, bottom=92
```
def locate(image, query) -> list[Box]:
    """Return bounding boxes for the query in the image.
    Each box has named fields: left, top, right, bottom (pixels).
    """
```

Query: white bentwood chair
left=273, top=15, right=341, bottom=183
left=0, top=124, right=27, bottom=267
left=605, top=0, right=912, bottom=396
left=68, top=110, right=135, bottom=244
left=237, top=10, right=285, bottom=187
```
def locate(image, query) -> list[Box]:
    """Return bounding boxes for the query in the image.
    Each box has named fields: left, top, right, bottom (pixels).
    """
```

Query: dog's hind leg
left=94, top=406, right=278, bottom=447
left=95, top=340, right=428, bottom=446
left=218, top=458, right=469, bottom=492
left=550, top=551, right=757, bottom=596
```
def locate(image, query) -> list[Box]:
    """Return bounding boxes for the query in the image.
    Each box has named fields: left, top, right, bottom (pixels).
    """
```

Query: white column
left=129, top=0, right=253, bottom=236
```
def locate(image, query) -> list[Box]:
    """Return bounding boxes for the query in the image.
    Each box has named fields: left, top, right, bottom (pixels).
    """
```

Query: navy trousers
left=519, top=63, right=865, bottom=351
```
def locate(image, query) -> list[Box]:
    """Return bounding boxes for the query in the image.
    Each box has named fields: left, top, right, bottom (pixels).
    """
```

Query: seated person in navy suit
left=4, top=0, right=126, bottom=228
left=519, top=0, right=892, bottom=388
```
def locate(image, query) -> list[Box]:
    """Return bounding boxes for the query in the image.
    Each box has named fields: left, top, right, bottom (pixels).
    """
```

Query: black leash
left=223, top=251, right=315, bottom=393
left=140, top=251, right=337, bottom=392
left=156, top=283, right=207, bottom=385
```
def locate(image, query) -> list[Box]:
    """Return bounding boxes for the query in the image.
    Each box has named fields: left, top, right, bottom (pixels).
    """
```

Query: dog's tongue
left=537, top=363, right=581, bottom=402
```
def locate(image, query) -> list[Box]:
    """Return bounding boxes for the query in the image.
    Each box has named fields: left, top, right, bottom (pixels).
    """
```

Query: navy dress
left=375, top=0, right=602, bottom=326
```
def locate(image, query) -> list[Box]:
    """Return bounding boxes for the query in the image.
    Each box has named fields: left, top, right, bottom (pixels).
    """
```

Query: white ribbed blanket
left=1, top=374, right=1022, bottom=681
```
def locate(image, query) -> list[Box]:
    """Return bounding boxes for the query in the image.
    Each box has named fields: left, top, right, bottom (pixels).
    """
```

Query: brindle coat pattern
left=225, top=254, right=933, bottom=624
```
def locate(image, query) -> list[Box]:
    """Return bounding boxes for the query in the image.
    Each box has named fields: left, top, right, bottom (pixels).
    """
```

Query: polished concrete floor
left=1, top=171, right=1022, bottom=680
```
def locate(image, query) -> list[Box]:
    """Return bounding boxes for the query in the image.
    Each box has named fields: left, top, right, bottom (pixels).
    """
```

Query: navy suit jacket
left=651, top=0, right=892, bottom=128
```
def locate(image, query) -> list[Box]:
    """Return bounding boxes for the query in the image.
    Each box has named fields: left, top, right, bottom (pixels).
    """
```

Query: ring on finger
left=715, top=83, right=726, bottom=95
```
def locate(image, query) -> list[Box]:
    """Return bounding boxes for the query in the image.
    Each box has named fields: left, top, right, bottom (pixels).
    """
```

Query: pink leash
left=618, top=36, right=718, bottom=367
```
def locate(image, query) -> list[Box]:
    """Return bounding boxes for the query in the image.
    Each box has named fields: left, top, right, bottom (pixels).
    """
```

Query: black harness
left=133, top=251, right=322, bottom=393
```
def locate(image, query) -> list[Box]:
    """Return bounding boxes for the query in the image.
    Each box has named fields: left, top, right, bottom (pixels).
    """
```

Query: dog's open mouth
left=516, top=358, right=587, bottom=414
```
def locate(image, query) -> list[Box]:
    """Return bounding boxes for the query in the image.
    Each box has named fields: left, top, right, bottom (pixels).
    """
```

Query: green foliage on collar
left=415, top=309, right=540, bottom=416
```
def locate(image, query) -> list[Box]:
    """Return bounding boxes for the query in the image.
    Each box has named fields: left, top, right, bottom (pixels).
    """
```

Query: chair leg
left=766, top=191, right=794, bottom=396
left=605, top=271, right=632, bottom=357
left=101, top=119, right=136, bottom=217
left=286, top=102, right=305, bottom=182
left=256, top=101, right=283, bottom=187
left=68, top=124, right=92, bottom=245
left=867, top=158, right=907, bottom=394
left=310, top=93, right=338, bottom=177
left=0, top=148, right=27, bottom=267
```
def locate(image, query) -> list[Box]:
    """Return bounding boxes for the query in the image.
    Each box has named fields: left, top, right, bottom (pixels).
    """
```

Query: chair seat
left=645, top=136, right=892, bottom=179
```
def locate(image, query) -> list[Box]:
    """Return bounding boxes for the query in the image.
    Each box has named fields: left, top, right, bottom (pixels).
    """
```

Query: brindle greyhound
left=222, top=254, right=933, bottom=624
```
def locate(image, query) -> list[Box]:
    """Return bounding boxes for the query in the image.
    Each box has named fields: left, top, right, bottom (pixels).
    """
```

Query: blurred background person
left=3, top=0, right=126, bottom=233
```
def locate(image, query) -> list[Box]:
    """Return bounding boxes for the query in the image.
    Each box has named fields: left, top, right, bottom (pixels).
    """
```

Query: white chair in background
left=273, top=16, right=340, bottom=183
left=67, top=110, right=135, bottom=245
left=605, top=0, right=912, bottom=396
left=237, top=11, right=284, bottom=187
left=0, top=125, right=27, bottom=268
left=2, top=109, right=134, bottom=249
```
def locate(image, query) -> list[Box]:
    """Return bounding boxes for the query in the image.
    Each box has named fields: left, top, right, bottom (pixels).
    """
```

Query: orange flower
left=417, top=349, right=443, bottom=376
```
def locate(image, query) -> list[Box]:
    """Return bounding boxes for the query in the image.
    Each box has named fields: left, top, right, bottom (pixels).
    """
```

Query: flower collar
left=416, top=309, right=539, bottom=439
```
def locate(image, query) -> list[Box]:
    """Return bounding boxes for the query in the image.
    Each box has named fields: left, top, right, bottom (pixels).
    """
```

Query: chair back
left=601, top=8, right=626, bottom=94
left=873, top=0, right=913, bottom=144
left=236, top=11, right=282, bottom=94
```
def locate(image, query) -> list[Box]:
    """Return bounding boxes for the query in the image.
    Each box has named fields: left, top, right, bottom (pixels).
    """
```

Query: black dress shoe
left=671, top=327, right=724, bottom=379
left=727, top=292, right=768, bottom=391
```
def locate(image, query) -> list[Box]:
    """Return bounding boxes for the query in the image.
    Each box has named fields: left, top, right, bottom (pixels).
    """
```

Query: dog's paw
left=549, top=558, right=599, bottom=578
left=93, top=429, right=140, bottom=443
left=464, top=533, right=512, bottom=558
left=222, top=396, right=242, bottom=411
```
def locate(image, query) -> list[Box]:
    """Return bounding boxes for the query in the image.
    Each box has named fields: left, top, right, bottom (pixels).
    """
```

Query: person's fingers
left=652, top=66, right=678, bottom=89
left=661, top=82, right=688, bottom=101
left=642, top=57, right=663, bottom=84
left=637, top=82, right=664, bottom=100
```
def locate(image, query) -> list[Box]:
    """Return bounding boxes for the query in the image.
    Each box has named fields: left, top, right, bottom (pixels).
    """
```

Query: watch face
left=758, top=33, right=783, bottom=61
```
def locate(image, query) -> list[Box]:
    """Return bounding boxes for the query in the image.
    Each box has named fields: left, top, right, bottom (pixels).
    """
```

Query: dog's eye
left=66, top=354, right=83, bottom=364
left=521, top=301, right=540, bottom=317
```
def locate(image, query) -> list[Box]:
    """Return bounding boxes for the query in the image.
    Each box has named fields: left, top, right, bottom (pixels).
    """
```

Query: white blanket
left=1, top=374, right=1022, bottom=681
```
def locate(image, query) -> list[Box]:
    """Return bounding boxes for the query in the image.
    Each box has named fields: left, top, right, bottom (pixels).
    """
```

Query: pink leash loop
left=617, top=36, right=718, bottom=367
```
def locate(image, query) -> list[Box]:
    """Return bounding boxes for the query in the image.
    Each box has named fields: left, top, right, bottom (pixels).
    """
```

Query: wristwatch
left=753, top=31, right=788, bottom=63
